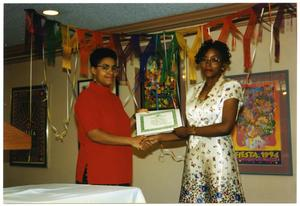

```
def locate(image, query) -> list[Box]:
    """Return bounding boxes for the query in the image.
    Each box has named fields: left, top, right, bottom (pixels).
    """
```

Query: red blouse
left=74, top=82, right=132, bottom=184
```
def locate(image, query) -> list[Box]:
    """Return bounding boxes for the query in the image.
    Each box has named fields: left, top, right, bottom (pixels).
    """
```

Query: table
left=3, top=183, right=146, bottom=203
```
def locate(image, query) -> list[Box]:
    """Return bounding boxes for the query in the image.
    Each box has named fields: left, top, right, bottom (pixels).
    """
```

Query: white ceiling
left=4, top=3, right=226, bottom=47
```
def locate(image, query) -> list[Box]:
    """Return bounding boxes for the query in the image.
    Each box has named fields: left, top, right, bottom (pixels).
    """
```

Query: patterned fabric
left=179, top=75, right=246, bottom=203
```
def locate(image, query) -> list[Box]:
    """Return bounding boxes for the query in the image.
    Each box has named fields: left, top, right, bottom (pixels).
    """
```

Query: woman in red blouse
left=75, top=48, right=150, bottom=185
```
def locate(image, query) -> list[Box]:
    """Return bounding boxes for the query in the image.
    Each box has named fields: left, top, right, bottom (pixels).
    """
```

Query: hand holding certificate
left=135, top=109, right=183, bottom=136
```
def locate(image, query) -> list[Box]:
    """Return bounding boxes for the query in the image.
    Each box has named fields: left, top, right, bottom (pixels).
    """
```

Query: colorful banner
left=24, top=4, right=296, bottom=74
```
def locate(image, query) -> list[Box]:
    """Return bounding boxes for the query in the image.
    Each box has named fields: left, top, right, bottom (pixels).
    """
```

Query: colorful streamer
left=61, top=25, right=78, bottom=71
left=44, top=20, right=62, bottom=66
left=176, top=26, right=202, bottom=83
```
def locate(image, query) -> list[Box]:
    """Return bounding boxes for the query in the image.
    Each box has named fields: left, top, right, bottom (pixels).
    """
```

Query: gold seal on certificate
left=135, top=109, right=183, bottom=136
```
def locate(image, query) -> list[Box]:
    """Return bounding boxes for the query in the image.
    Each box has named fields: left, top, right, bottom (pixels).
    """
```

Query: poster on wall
left=9, top=85, right=48, bottom=167
left=229, top=70, right=292, bottom=175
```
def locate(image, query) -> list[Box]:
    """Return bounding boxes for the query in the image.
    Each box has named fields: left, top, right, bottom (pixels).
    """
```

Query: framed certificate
left=136, top=109, right=183, bottom=136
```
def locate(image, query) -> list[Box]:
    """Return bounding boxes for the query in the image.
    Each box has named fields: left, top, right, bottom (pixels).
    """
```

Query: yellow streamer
left=61, top=25, right=78, bottom=71
left=176, top=26, right=202, bottom=83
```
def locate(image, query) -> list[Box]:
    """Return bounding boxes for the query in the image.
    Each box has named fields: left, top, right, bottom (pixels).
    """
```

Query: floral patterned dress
left=179, top=75, right=246, bottom=203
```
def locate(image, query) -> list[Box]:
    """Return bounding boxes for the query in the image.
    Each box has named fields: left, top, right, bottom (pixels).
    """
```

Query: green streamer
left=44, top=20, right=62, bottom=66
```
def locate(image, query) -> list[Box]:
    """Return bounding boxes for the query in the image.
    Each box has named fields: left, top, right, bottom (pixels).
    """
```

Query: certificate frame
left=228, top=70, right=292, bottom=175
left=136, top=109, right=182, bottom=136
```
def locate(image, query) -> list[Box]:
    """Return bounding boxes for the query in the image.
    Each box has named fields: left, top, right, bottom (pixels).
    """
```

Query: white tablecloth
left=3, top=183, right=146, bottom=203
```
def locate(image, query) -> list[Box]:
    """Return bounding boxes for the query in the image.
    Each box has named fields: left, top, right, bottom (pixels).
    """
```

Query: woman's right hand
left=131, top=136, right=154, bottom=150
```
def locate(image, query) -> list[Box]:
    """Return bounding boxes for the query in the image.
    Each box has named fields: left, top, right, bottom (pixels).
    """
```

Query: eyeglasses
left=199, top=57, right=221, bottom=65
left=96, top=64, right=120, bottom=73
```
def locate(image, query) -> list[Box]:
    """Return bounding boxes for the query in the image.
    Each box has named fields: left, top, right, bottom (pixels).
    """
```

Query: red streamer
left=203, top=8, right=257, bottom=72
left=77, top=30, right=104, bottom=76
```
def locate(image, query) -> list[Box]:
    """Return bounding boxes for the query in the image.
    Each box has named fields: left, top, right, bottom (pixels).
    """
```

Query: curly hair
left=195, top=39, right=231, bottom=69
left=89, top=47, right=117, bottom=67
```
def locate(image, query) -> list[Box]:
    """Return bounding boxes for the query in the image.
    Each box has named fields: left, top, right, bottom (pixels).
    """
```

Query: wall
left=3, top=18, right=296, bottom=203
left=4, top=57, right=79, bottom=185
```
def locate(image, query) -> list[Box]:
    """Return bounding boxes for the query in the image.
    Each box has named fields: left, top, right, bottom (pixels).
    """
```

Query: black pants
left=76, top=167, right=130, bottom=186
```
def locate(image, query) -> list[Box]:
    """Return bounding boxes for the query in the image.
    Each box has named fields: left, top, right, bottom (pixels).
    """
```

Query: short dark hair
left=195, top=39, right=231, bottom=67
left=89, top=47, right=117, bottom=67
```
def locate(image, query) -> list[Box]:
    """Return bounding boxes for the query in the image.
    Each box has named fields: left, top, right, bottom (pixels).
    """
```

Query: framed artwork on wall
left=228, top=70, right=292, bottom=175
left=9, top=85, right=48, bottom=167
left=141, top=56, right=181, bottom=111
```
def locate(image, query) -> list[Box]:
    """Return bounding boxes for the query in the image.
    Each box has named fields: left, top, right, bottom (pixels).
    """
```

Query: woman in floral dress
left=147, top=39, right=246, bottom=203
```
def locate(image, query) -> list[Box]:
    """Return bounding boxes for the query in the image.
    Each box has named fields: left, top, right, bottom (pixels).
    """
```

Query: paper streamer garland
left=22, top=4, right=296, bottom=143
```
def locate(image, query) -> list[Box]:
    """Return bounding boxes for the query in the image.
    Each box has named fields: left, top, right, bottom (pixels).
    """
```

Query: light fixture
left=43, top=9, right=59, bottom=16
